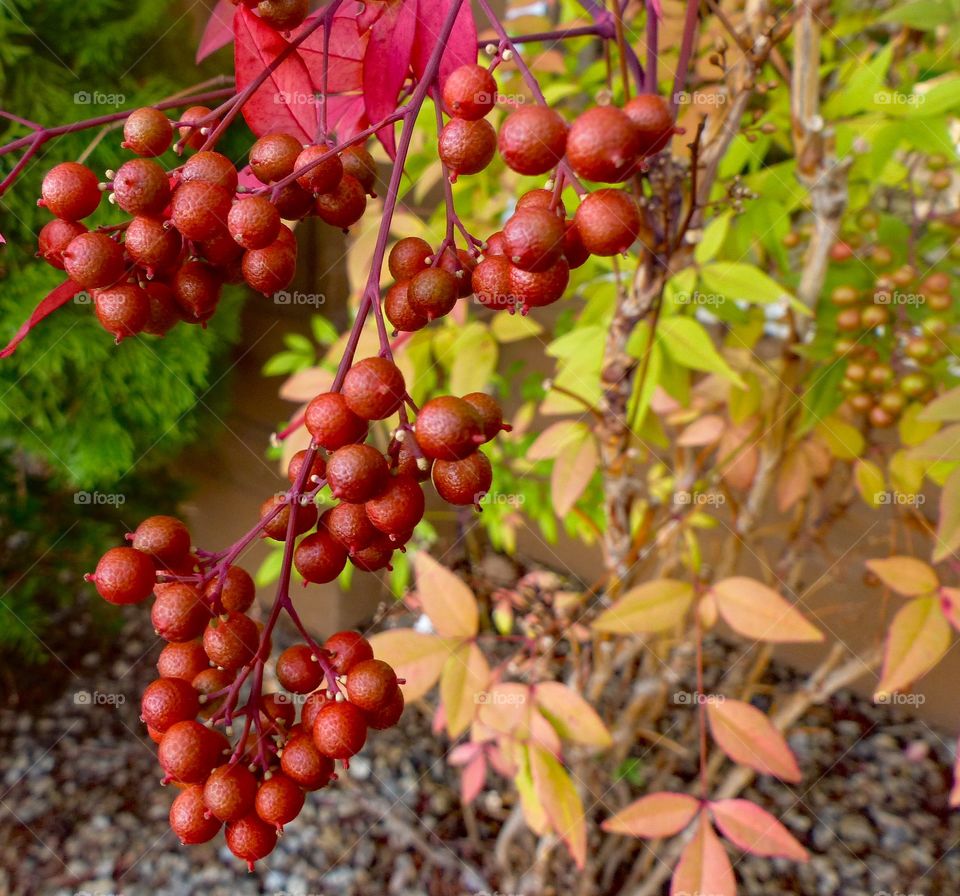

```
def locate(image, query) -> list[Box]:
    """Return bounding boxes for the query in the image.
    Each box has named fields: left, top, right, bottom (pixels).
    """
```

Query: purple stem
left=574, top=0, right=644, bottom=89
left=671, top=0, right=701, bottom=111
left=645, top=0, right=659, bottom=92
left=317, top=0, right=347, bottom=140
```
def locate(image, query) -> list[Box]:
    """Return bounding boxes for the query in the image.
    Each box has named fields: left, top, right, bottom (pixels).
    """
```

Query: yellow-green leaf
left=934, top=468, right=960, bottom=563
left=530, top=745, right=587, bottom=868
left=854, top=459, right=886, bottom=508
left=413, top=552, right=479, bottom=638
left=440, top=642, right=491, bottom=737
left=875, top=595, right=951, bottom=698
left=815, top=418, right=864, bottom=460
left=656, top=317, right=745, bottom=388
left=700, top=261, right=809, bottom=315
left=593, top=579, right=694, bottom=634
left=534, top=681, right=612, bottom=748
left=865, top=556, right=938, bottom=596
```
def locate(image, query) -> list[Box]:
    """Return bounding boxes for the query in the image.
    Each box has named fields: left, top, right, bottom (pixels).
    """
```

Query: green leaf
left=492, top=312, right=544, bottom=342
left=449, top=323, right=498, bottom=394
left=310, top=315, right=339, bottom=346
left=824, top=43, right=894, bottom=118
left=699, top=262, right=808, bottom=315
left=694, top=213, right=732, bottom=265
left=655, top=317, right=745, bottom=388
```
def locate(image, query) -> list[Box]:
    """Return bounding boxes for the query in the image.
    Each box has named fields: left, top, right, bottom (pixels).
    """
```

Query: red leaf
left=710, top=799, right=808, bottom=861
left=670, top=811, right=736, bottom=896
left=363, top=0, right=418, bottom=157
left=234, top=6, right=317, bottom=143
left=296, top=10, right=366, bottom=94
left=0, top=232, right=5, bottom=244
left=706, top=699, right=802, bottom=783
left=1, top=279, right=82, bottom=358
left=411, top=0, right=478, bottom=89
left=461, top=752, right=486, bottom=805
left=197, top=0, right=235, bottom=63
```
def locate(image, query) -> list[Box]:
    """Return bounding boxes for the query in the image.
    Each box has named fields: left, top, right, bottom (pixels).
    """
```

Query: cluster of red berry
left=292, top=357, right=508, bottom=579
left=35, top=104, right=377, bottom=342
left=384, top=64, right=676, bottom=316
left=86, top=515, right=403, bottom=869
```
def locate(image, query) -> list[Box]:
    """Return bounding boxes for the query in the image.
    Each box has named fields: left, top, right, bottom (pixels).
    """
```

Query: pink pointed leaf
left=363, top=0, right=417, bottom=157
left=670, top=811, right=737, bottom=896
left=706, top=699, right=802, bottom=782
left=709, top=799, right=808, bottom=861
left=296, top=10, right=367, bottom=93
left=602, top=791, right=700, bottom=839
left=197, top=0, right=235, bottom=63
left=411, top=0, right=478, bottom=90
left=711, top=576, right=822, bottom=644
left=461, top=752, right=486, bottom=805
left=1, top=279, right=83, bottom=358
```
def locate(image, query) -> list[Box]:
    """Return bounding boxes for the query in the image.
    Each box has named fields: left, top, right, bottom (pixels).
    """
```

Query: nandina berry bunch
left=86, top=513, right=403, bottom=869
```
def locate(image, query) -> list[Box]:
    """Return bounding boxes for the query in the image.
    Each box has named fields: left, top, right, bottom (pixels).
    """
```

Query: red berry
left=324, top=502, right=378, bottom=554
left=437, top=246, right=477, bottom=297
left=250, top=133, right=303, bottom=184
left=281, top=733, right=334, bottom=790
left=516, top=188, right=566, bottom=217
left=304, top=392, right=368, bottom=450
left=287, top=448, right=326, bottom=485
left=301, top=688, right=334, bottom=729
left=432, top=451, right=492, bottom=506
left=315, top=174, right=366, bottom=229
left=498, top=106, right=568, bottom=176
left=485, top=231, right=507, bottom=255
left=226, top=813, right=278, bottom=870
left=192, top=667, right=235, bottom=715
left=38, top=219, right=87, bottom=269
left=343, top=357, right=407, bottom=420
left=562, top=219, right=590, bottom=269
left=241, top=239, right=297, bottom=295
left=203, top=612, right=260, bottom=670
left=152, top=583, right=210, bottom=642
left=573, top=189, right=642, bottom=256
left=171, top=181, right=232, bottom=241
left=91, top=546, right=154, bottom=604
left=123, top=108, right=173, bottom=157
left=295, top=144, right=343, bottom=194
left=177, top=106, right=212, bottom=151
left=366, top=686, right=404, bottom=730
left=442, top=64, right=497, bottom=120
left=312, top=700, right=367, bottom=759
left=228, top=197, right=280, bottom=250
left=141, top=677, right=200, bottom=732
left=63, top=232, right=125, bottom=289
left=181, top=151, right=240, bottom=193
left=462, top=392, right=506, bottom=441
left=365, top=474, right=425, bottom=537
left=439, top=118, right=497, bottom=176
left=322, top=630, right=373, bottom=674
left=277, top=644, right=323, bottom=693
left=158, top=720, right=228, bottom=784
left=384, top=281, right=427, bottom=333
left=170, top=785, right=222, bottom=844
left=143, top=282, right=182, bottom=337
left=157, top=639, right=209, bottom=681
left=566, top=106, right=643, bottom=183
left=388, top=237, right=433, bottom=281
left=132, top=515, right=192, bottom=569
left=93, top=283, right=150, bottom=341
left=408, top=267, right=458, bottom=320
left=260, top=494, right=319, bottom=540
left=112, top=158, right=170, bottom=216
left=503, top=208, right=565, bottom=272
left=349, top=534, right=397, bottom=571
left=273, top=182, right=315, bottom=219
left=340, top=144, right=377, bottom=194
left=258, top=0, right=309, bottom=30
left=255, top=773, right=304, bottom=829
left=345, top=659, right=398, bottom=712
left=124, top=216, right=182, bottom=272
left=395, top=441, right=431, bottom=481
left=415, top=396, right=482, bottom=460
left=326, top=444, right=390, bottom=502
left=204, top=762, right=258, bottom=823
left=40, top=162, right=101, bottom=220
left=204, top=565, right=256, bottom=614
left=623, top=93, right=675, bottom=156
left=173, top=260, right=222, bottom=321
left=472, top=256, right=516, bottom=310
left=509, top=257, right=570, bottom=310
left=294, top=530, right=348, bottom=583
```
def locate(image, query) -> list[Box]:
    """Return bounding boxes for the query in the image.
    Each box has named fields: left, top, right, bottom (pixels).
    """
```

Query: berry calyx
left=342, top=357, right=407, bottom=420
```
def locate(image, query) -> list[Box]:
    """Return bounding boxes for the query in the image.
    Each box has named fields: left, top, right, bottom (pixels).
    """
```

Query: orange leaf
left=602, top=791, right=700, bottom=838
left=592, top=579, right=693, bottom=634
left=934, top=468, right=960, bottom=562
left=706, top=699, right=801, bottom=782
left=477, top=683, right=533, bottom=738
left=710, top=799, right=808, bottom=861
left=533, top=681, right=611, bottom=748
left=670, top=811, right=736, bottom=896
left=530, top=744, right=587, bottom=868
left=551, top=428, right=598, bottom=516
left=440, top=642, right=490, bottom=737
left=678, top=414, right=726, bottom=447
left=776, top=447, right=810, bottom=512
left=875, top=595, right=950, bottom=698
left=367, top=629, right=454, bottom=701
left=718, top=419, right=758, bottom=491
left=280, top=366, right=333, bottom=402
left=527, top=420, right=586, bottom=460
left=413, top=552, right=478, bottom=638
left=711, top=577, right=822, bottom=643
left=866, top=556, right=939, bottom=596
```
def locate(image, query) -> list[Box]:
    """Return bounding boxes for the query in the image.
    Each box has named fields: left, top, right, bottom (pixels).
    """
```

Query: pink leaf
left=1, top=279, right=82, bottom=358
left=670, top=811, right=736, bottom=896
left=0, top=232, right=5, bottom=244
left=411, top=0, right=478, bottom=90
left=602, top=791, right=700, bottom=839
left=196, top=0, right=235, bottom=63
left=951, top=736, right=960, bottom=808
left=461, top=752, right=486, bottom=805
left=296, top=10, right=367, bottom=93
left=709, top=799, right=808, bottom=861
left=363, top=0, right=417, bottom=157
left=706, top=699, right=802, bottom=783
left=710, top=577, right=823, bottom=644
left=234, top=6, right=316, bottom=143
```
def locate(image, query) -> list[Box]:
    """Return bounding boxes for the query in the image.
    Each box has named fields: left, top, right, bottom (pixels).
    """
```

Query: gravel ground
left=2, top=614, right=959, bottom=896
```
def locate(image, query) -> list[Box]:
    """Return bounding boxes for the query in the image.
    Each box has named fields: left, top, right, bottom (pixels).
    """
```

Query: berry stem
left=644, top=0, right=659, bottom=93
left=672, top=0, right=702, bottom=112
